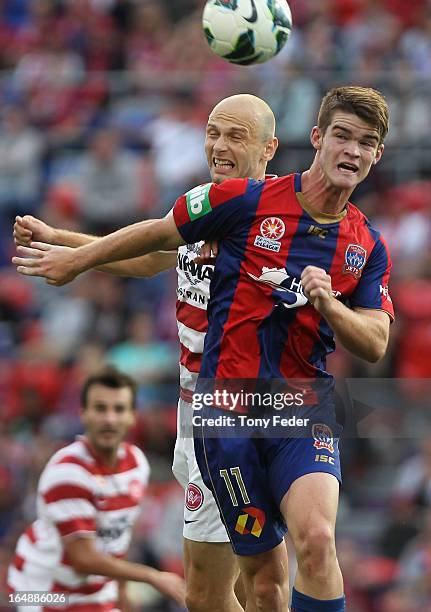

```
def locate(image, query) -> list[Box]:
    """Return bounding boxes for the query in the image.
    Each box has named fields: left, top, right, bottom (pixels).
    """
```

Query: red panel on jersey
left=179, top=343, right=202, bottom=373
left=57, top=517, right=96, bottom=537
left=176, top=301, right=208, bottom=332
left=44, top=484, right=93, bottom=504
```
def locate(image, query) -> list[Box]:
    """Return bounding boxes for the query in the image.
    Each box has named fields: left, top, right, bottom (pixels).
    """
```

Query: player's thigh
left=184, top=538, right=239, bottom=593
left=194, top=429, right=287, bottom=555
left=280, top=472, right=339, bottom=547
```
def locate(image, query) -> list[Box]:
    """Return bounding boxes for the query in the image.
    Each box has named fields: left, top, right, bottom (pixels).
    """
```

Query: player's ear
left=373, top=143, right=384, bottom=165
left=310, top=126, right=322, bottom=151
left=264, top=137, right=278, bottom=161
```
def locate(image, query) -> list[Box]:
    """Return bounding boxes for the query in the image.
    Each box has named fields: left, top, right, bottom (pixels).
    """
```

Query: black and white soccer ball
left=203, top=0, right=292, bottom=65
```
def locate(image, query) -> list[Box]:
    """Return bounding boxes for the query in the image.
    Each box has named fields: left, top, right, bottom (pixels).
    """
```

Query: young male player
left=13, top=93, right=281, bottom=612
left=7, top=366, right=185, bottom=611
left=13, top=87, right=394, bottom=611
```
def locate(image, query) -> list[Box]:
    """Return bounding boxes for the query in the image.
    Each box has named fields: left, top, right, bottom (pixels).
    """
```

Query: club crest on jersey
left=343, top=244, right=367, bottom=278
left=185, top=483, right=204, bottom=511
left=254, top=217, right=285, bottom=252
left=312, top=423, right=335, bottom=454
left=128, top=479, right=144, bottom=502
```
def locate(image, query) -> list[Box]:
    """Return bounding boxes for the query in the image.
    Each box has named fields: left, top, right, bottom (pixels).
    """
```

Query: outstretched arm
left=13, top=213, right=183, bottom=286
left=64, top=537, right=185, bottom=607
left=14, top=215, right=177, bottom=277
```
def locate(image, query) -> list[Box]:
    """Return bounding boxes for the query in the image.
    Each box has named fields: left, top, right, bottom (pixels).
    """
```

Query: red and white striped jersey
left=176, top=242, right=213, bottom=396
left=8, top=436, right=150, bottom=611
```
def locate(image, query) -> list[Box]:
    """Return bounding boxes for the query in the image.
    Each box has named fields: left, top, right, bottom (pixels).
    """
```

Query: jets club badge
left=343, top=244, right=367, bottom=278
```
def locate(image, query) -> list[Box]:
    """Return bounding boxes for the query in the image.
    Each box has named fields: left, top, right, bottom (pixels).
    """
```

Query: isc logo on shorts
left=185, top=483, right=204, bottom=511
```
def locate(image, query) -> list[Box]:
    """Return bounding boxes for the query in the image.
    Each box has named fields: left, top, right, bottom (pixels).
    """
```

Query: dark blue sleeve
left=349, top=236, right=394, bottom=320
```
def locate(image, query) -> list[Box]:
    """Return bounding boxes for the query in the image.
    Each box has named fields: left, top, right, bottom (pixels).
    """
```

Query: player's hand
left=150, top=571, right=186, bottom=607
left=13, top=215, right=55, bottom=246
left=301, top=265, right=335, bottom=314
left=117, top=581, right=132, bottom=612
left=12, top=242, right=81, bottom=286
left=194, top=239, right=219, bottom=265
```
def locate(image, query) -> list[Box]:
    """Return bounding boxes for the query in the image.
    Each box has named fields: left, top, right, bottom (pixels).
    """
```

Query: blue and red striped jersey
left=173, top=173, right=394, bottom=380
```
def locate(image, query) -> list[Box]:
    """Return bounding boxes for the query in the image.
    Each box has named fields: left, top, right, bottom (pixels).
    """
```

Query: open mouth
left=213, top=158, right=235, bottom=170
left=337, top=162, right=358, bottom=174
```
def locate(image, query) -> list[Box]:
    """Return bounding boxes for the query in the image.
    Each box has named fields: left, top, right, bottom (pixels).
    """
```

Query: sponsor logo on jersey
left=186, top=184, right=212, bottom=221
left=312, top=423, right=335, bottom=454
left=343, top=244, right=367, bottom=278
left=235, top=506, right=266, bottom=538
left=185, top=483, right=204, bottom=511
left=254, top=217, right=285, bottom=252
left=248, top=267, right=308, bottom=309
left=177, top=251, right=213, bottom=286
left=380, top=284, right=392, bottom=302
left=97, top=516, right=131, bottom=542
left=307, top=225, right=328, bottom=239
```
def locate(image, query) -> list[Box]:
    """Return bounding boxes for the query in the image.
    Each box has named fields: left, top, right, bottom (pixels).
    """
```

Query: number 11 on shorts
left=219, top=467, right=251, bottom=506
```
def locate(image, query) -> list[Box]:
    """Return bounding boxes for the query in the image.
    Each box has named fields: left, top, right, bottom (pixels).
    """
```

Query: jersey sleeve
left=173, top=178, right=259, bottom=243
left=39, top=460, right=97, bottom=539
left=349, top=235, right=394, bottom=320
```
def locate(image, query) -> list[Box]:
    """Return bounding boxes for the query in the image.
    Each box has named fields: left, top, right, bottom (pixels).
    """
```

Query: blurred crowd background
left=0, top=0, right=431, bottom=610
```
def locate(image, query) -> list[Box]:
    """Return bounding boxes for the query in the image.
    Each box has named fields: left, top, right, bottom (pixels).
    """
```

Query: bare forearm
left=320, top=300, right=389, bottom=363
left=73, top=551, right=159, bottom=585
left=51, top=227, right=98, bottom=248
left=51, top=227, right=176, bottom=276
left=73, top=217, right=183, bottom=275
left=98, top=251, right=177, bottom=277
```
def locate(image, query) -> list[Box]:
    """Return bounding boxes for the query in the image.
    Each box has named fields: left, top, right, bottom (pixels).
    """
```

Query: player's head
left=310, top=86, right=388, bottom=191
left=205, top=94, right=278, bottom=184
left=80, top=366, right=137, bottom=457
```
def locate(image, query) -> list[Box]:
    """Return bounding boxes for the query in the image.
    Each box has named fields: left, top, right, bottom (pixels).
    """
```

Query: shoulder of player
left=44, top=439, right=90, bottom=468
left=38, top=441, right=95, bottom=493
left=346, top=202, right=381, bottom=237
left=121, top=442, right=150, bottom=479
left=346, top=202, right=391, bottom=257
left=207, top=174, right=293, bottom=203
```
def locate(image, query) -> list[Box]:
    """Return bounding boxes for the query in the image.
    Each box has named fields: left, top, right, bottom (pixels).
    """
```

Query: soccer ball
left=202, top=0, right=292, bottom=65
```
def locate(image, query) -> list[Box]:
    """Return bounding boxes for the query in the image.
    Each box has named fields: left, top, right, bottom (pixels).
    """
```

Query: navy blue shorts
left=193, top=407, right=341, bottom=555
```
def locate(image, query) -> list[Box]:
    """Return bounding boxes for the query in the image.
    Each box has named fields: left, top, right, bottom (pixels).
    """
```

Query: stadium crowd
left=1, top=0, right=431, bottom=610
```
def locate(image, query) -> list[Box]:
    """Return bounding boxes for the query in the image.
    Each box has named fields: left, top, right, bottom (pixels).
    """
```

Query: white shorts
left=172, top=398, right=229, bottom=543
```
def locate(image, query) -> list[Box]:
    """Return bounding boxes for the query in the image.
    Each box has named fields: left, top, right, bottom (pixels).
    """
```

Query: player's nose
left=213, top=134, right=229, bottom=153
left=344, top=140, right=360, bottom=158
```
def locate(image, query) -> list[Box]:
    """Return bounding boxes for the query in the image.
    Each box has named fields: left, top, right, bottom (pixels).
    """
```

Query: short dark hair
left=318, top=86, right=389, bottom=144
left=80, top=366, right=137, bottom=410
